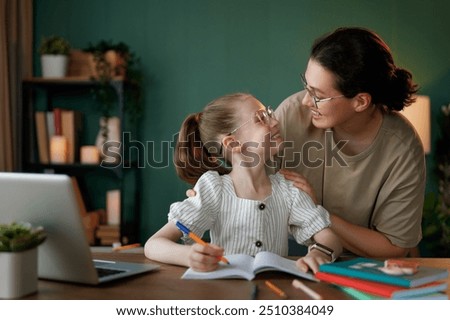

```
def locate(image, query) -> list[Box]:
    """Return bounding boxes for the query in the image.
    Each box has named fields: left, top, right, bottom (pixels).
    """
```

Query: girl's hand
left=295, top=250, right=331, bottom=274
left=188, top=243, right=225, bottom=272
left=280, top=169, right=318, bottom=204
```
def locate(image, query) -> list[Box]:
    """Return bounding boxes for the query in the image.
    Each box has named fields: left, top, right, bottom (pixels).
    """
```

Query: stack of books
left=317, top=258, right=448, bottom=300
left=96, top=224, right=120, bottom=245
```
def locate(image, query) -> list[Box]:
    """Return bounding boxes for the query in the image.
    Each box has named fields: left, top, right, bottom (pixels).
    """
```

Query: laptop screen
left=0, top=172, right=100, bottom=283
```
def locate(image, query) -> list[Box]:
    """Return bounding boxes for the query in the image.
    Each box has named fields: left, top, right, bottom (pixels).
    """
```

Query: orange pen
left=175, top=221, right=230, bottom=265
left=265, top=280, right=288, bottom=299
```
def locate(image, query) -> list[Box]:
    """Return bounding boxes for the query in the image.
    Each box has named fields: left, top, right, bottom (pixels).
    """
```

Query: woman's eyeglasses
left=228, top=106, right=276, bottom=135
left=301, top=74, right=345, bottom=109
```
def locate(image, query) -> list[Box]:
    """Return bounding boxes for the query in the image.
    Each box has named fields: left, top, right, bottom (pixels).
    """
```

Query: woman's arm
left=330, top=214, right=409, bottom=257
left=144, top=221, right=225, bottom=271
left=281, top=170, right=410, bottom=258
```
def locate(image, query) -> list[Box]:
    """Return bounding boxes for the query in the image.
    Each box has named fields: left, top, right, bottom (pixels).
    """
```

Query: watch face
left=309, top=243, right=335, bottom=262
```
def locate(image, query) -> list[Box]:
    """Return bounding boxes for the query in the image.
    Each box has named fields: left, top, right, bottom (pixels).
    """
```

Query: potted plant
left=83, top=40, right=143, bottom=119
left=39, top=35, right=71, bottom=78
left=0, top=222, right=46, bottom=298
left=421, top=103, right=450, bottom=257
left=83, top=40, right=144, bottom=162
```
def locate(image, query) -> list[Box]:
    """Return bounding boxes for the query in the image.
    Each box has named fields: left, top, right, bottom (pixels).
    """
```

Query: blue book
left=319, top=258, right=448, bottom=288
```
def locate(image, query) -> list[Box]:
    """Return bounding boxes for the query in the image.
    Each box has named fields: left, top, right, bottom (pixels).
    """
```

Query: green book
left=339, top=286, right=448, bottom=300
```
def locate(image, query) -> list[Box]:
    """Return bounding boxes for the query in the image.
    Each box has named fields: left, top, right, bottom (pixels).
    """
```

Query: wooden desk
left=26, top=251, right=449, bottom=300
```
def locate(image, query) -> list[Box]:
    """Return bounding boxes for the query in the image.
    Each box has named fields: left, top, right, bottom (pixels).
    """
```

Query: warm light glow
left=106, top=190, right=121, bottom=225
left=401, top=95, right=431, bottom=154
left=80, top=145, right=100, bottom=164
left=50, top=135, right=68, bottom=164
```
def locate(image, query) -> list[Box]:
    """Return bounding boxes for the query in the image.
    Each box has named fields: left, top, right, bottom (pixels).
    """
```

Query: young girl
left=144, top=93, right=342, bottom=273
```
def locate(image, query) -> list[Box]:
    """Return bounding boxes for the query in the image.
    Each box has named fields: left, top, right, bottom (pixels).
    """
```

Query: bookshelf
left=21, top=77, right=140, bottom=245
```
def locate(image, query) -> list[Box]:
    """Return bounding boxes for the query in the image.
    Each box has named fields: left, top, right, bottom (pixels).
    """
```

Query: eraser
left=381, top=259, right=419, bottom=275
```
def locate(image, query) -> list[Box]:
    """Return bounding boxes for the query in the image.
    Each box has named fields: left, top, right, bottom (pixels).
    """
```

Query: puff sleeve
left=168, top=171, right=223, bottom=244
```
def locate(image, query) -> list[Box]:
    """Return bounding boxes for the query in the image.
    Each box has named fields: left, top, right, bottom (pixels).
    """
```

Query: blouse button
left=258, top=203, right=265, bottom=210
left=255, top=240, right=263, bottom=247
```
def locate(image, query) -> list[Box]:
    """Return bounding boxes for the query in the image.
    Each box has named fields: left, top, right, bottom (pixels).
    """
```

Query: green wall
left=34, top=0, right=450, bottom=243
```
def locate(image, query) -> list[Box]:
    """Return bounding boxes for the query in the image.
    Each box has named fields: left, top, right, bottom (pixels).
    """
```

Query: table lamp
left=401, top=95, right=431, bottom=154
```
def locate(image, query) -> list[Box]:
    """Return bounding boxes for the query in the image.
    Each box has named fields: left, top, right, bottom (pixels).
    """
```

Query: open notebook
left=0, top=172, right=158, bottom=285
left=182, top=251, right=317, bottom=281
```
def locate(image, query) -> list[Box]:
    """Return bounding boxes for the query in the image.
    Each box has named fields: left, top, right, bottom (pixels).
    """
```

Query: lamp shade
left=401, top=95, right=431, bottom=154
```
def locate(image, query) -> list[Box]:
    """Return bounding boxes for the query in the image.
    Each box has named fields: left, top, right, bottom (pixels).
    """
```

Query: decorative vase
left=0, top=248, right=38, bottom=299
left=96, top=116, right=121, bottom=164
left=41, top=54, right=68, bottom=78
left=104, top=50, right=126, bottom=77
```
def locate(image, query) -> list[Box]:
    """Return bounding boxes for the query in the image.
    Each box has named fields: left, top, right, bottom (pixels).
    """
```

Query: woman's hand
left=280, top=169, right=318, bottom=204
left=186, top=189, right=196, bottom=198
left=188, top=243, right=225, bottom=272
left=295, top=250, right=331, bottom=274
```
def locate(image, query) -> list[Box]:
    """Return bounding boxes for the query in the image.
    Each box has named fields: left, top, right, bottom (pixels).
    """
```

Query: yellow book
left=61, top=109, right=83, bottom=163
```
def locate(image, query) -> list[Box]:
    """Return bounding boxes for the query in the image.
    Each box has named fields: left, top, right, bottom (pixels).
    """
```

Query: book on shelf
left=338, top=286, right=449, bottom=300
left=34, top=111, right=50, bottom=164
left=70, top=177, right=87, bottom=217
left=99, top=237, right=120, bottom=246
left=70, top=177, right=101, bottom=245
left=35, top=108, right=83, bottom=164
left=96, top=224, right=120, bottom=245
left=181, top=251, right=317, bottom=281
left=46, top=111, right=54, bottom=139
left=61, top=109, right=83, bottom=163
left=82, top=211, right=101, bottom=245
left=96, top=224, right=120, bottom=237
left=316, top=271, right=448, bottom=299
left=319, top=257, right=449, bottom=288
left=53, top=108, right=63, bottom=136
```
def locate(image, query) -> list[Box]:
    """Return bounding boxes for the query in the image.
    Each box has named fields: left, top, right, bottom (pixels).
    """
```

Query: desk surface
left=26, top=250, right=450, bottom=300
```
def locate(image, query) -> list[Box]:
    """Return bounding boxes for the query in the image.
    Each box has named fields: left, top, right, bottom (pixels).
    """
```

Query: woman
left=276, top=27, right=424, bottom=258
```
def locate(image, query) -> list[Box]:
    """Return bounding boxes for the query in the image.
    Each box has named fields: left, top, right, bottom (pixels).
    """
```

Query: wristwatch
left=308, top=243, right=336, bottom=262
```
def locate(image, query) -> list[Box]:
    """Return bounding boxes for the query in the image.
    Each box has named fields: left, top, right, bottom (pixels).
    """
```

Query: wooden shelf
left=23, top=76, right=125, bottom=84
left=21, top=78, right=140, bottom=245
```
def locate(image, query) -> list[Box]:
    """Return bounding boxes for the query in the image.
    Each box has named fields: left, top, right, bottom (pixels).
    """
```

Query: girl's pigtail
left=174, top=113, right=229, bottom=185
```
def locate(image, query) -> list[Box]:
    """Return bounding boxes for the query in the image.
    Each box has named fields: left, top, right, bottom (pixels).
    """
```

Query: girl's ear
left=353, top=92, right=372, bottom=112
left=222, top=135, right=241, bottom=152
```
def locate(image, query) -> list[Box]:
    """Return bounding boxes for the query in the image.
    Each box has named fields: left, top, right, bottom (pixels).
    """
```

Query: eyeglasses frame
left=228, top=105, right=276, bottom=136
left=300, top=74, right=345, bottom=109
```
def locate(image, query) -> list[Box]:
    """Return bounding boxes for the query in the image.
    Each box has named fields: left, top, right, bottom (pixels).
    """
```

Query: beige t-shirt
left=274, top=91, right=425, bottom=248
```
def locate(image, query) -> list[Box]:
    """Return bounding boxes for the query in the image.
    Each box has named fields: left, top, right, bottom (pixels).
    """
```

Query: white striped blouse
left=168, top=171, right=331, bottom=257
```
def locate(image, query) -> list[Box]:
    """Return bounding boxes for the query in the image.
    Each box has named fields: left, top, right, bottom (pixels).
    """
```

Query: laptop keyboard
left=96, top=267, right=127, bottom=278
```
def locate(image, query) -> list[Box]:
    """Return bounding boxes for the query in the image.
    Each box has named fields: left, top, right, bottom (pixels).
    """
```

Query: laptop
left=0, top=172, right=159, bottom=284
